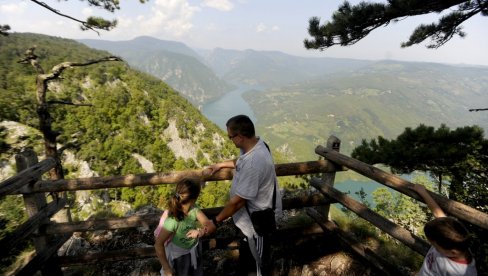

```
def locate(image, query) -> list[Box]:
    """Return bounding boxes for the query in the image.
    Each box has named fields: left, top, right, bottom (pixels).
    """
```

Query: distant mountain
left=197, top=48, right=373, bottom=87
left=78, top=37, right=375, bottom=103
left=244, top=60, right=488, bottom=161
left=78, top=36, right=233, bottom=107
left=71, top=36, right=488, bottom=165
left=82, top=36, right=203, bottom=60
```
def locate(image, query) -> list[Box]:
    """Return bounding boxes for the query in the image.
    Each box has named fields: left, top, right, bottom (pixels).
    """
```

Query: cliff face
left=0, top=33, right=236, bottom=180
left=0, top=33, right=238, bottom=258
left=78, top=36, right=234, bottom=106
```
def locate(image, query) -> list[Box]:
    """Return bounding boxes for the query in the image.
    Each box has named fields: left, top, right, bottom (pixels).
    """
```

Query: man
left=207, top=115, right=280, bottom=276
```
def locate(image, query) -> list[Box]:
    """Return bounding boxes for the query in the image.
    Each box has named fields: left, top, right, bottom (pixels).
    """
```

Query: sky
left=1, top=0, right=487, bottom=66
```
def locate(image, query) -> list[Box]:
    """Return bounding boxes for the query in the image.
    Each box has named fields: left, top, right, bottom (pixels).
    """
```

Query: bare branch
left=47, top=100, right=93, bottom=107
left=45, top=56, right=124, bottom=81
left=469, top=108, right=488, bottom=112
left=18, top=46, right=45, bottom=74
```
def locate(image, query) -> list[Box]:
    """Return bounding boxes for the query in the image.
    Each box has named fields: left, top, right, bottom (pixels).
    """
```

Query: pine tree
left=1, top=0, right=148, bottom=36
left=351, top=124, right=487, bottom=205
left=304, top=0, right=488, bottom=49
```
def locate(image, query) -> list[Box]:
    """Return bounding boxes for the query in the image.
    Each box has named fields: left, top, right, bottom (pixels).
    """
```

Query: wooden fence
left=1, top=136, right=487, bottom=275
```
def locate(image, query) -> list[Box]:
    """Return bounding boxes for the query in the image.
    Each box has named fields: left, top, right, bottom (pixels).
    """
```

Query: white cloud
left=256, top=23, right=266, bottom=33
left=22, top=19, right=78, bottom=36
left=202, top=0, right=234, bottom=11
left=116, top=16, right=133, bottom=28
left=137, top=0, right=200, bottom=37
left=255, top=23, right=279, bottom=33
left=82, top=8, right=93, bottom=17
left=0, top=2, right=27, bottom=14
left=205, top=23, right=218, bottom=31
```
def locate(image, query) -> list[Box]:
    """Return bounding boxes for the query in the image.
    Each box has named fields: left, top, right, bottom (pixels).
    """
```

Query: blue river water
left=334, top=179, right=391, bottom=206
left=201, top=87, right=404, bottom=206
left=202, top=85, right=261, bottom=130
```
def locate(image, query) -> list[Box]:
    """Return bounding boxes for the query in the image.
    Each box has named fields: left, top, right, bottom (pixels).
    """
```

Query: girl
left=411, top=184, right=477, bottom=275
left=154, top=179, right=216, bottom=276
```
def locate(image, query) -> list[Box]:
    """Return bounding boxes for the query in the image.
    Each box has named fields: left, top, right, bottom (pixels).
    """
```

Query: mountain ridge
left=77, top=36, right=234, bottom=106
left=67, top=35, right=488, bottom=164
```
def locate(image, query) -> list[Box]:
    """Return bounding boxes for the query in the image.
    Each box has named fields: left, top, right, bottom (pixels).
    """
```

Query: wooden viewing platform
left=1, top=136, right=487, bottom=275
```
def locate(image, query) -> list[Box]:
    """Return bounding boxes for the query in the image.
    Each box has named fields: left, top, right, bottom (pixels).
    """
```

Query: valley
left=76, top=35, right=488, bottom=202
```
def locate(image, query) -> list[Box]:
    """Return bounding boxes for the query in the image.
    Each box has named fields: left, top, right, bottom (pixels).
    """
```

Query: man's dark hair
left=226, top=115, right=255, bottom=138
left=424, top=217, right=471, bottom=251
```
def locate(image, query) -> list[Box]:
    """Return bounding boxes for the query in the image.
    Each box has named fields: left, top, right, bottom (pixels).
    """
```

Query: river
left=202, top=85, right=261, bottom=130
left=201, top=86, right=398, bottom=205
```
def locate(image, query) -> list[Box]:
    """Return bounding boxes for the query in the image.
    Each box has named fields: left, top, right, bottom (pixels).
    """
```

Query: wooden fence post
left=16, top=150, right=47, bottom=241
left=16, top=149, right=63, bottom=275
left=320, top=135, right=341, bottom=220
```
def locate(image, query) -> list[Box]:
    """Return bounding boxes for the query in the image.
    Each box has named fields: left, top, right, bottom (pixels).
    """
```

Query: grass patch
left=331, top=206, right=423, bottom=274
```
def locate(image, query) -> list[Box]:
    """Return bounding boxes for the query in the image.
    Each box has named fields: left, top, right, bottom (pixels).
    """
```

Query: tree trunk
left=37, top=101, right=64, bottom=180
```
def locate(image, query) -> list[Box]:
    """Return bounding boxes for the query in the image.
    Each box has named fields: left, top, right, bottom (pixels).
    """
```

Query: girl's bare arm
left=188, top=210, right=216, bottom=238
left=411, top=183, right=446, bottom=218
left=154, top=227, right=174, bottom=275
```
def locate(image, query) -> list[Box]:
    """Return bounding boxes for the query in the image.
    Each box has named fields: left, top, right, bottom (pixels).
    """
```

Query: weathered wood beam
left=310, top=177, right=430, bottom=255
left=274, top=160, right=345, bottom=176
left=15, top=150, right=64, bottom=275
left=44, top=213, right=159, bottom=234
left=59, top=247, right=155, bottom=265
left=0, top=198, right=66, bottom=258
left=315, top=146, right=488, bottom=230
left=57, top=223, right=329, bottom=266
left=15, top=234, right=70, bottom=276
left=20, top=169, right=213, bottom=194
left=306, top=207, right=407, bottom=276
left=0, top=157, right=55, bottom=198
left=44, top=194, right=333, bottom=234
left=321, top=135, right=341, bottom=220
left=15, top=160, right=342, bottom=194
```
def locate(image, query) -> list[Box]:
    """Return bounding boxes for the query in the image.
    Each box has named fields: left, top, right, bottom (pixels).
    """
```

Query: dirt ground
left=62, top=222, right=381, bottom=276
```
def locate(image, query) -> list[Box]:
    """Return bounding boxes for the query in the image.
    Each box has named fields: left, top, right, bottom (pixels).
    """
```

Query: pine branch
left=304, top=0, right=484, bottom=50
left=30, top=0, right=117, bottom=34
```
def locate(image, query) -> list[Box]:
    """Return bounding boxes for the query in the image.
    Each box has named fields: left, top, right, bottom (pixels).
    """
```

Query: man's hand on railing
left=203, top=160, right=236, bottom=176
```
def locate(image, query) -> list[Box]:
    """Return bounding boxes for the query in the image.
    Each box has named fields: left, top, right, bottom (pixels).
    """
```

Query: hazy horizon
left=1, top=0, right=487, bottom=67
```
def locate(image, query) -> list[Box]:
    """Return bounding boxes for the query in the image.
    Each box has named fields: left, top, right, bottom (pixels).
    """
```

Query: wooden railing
left=0, top=148, right=339, bottom=275
left=1, top=136, right=487, bottom=276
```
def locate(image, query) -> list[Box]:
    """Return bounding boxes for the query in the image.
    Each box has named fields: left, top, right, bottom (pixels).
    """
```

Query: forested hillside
left=78, top=36, right=487, bottom=164
left=0, top=33, right=238, bottom=213
left=1, top=33, right=487, bottom=276
left=78, top=36, right=234, bottom=107
left=245, top=60, right=488, bottom=161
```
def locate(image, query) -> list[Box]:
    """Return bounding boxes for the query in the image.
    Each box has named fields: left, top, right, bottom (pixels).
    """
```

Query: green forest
left=0, top=33, right=306, bottom=234
left=0, top=33, right=244, bottom=233
left=1, top=33, right=487, bottom=275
